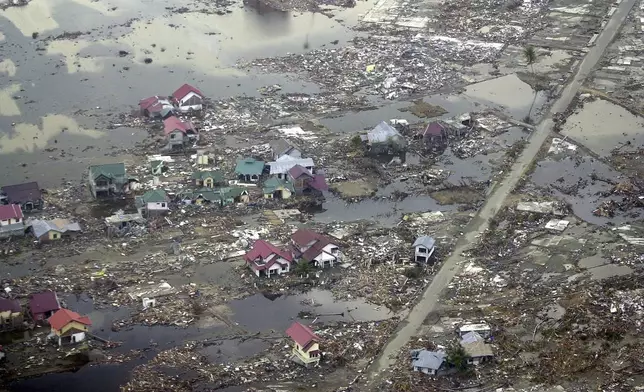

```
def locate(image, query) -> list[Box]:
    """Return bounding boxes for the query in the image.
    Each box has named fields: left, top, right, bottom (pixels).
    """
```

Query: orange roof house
left=48, top=308, right=92, bottom=346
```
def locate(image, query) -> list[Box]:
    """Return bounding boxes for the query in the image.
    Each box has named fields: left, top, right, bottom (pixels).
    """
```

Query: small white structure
left=458, top=323, right=491, bottom=338
left=413, top=235, right=436, bottom=263
left=142, top=297, right=156, bottom=309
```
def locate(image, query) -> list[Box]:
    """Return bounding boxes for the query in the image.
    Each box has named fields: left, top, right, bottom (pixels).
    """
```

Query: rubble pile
left=245, top=34, right=463, bottom=99
left=436, top=0, right=550, bottom=43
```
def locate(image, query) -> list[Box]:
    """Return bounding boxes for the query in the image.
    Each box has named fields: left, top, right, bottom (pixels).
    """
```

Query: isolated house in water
left=413, top=235, right=436, bottom=263
left=244, top=240, right=293, bottom=277
left=172, top=84, right=204, bottom=112
left=0, top=204, right=25, bottom=238
left=163, top=116, right=198, bottom=150
left=363, top=121, right=408, bottom=154
left=286, top=321, right=321, bottom=367
left=48, top=308, right=92, bottom=346
left=88, top=163, right=128, bottom=199
left=139, top=96, right=174, bottom=119
left=421, top=122, right=448, bottom=150
left=1, top=182, right=43, bottom=211
left=29, top=291, right=61, bottom=322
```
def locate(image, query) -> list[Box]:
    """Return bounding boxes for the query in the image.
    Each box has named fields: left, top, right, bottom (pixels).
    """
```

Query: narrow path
left=365, top=0, right=638, bottom=385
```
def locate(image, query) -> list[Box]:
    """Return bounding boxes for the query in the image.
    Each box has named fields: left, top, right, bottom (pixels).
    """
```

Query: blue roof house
left=410, top=349, right=446, bottom=375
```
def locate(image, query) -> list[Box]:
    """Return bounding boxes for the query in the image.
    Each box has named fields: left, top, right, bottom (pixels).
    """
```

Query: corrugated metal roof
left=367, top=121, right=402, bottom=144
left=268, top=158, right=314, bottom=175
left=30, top=219, right=81, bottom=238
left=410, top=349, right=446, bottom=370
left=413, top=235, right=435, bottom=249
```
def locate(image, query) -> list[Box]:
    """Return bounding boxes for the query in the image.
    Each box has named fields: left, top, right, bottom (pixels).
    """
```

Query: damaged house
left=88, top=163, right=129, bottom=199
left=139, top=96, right=174, bottom=119
left=1, top=182, right=43, bottom=211
left=163, top=116, right=199, bottom=151
left=29, top=219, right=81, bottom=242
left=244, top=240, right=293, bottom=277
left=363, top=121, right=408, bottom=155
left=0, top=204, right=25, bottom=238
left=263, top=178, right=295, bottom=200
left=410, top=349, right=447, bottom=375
left=420, top=122, right=448, bottom=150
left=0, top=298, right=23, bottom=331
left=172, top=83, right=204, bottom=112
left=269, top=138, right=302, bottom=161
left=291, top=228, right=341, bottom=268
left=413, top=235, right=436, bottom=263
left=29, top=291, right=60, bottom=323
left=288, top=165, right=328, bottom=197
left=105, top=211, right=146, bottom=237
left=460, top=331, right=494, bottom=365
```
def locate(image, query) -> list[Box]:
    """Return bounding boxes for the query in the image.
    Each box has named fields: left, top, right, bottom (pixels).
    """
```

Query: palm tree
left=294, top=260, right=315, bottom=277
left=446, top=343, right=470, bottom=372
left=523, top=46, right=538, bottom=123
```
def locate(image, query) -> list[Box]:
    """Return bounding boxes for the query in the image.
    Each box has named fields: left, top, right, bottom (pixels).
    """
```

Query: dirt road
left=365, top=0, right=638, bottom=385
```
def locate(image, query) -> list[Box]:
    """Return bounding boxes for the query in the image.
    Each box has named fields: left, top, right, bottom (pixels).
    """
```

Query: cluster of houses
left=0, top=182, right=82, bottom=241
left=0, top=291, right=92, bottom=346
left=139, top=84, right=204, bottom=152
left=411, top=322, right=494, bottom=375
left=244, top=228, right=341, bottom=277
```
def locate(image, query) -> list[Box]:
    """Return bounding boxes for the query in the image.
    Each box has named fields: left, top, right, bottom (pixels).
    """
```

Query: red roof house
left=139, top=96, right=174, bottom=118
left=172, top=84, right=204, bottom=112
left=48, top=308, right=92, bottom=346
left=163, top=116, right=196, bottom=136
left=291, top=229, right=340, bottom=268
left=244, top=240, right=293, bottom=278
left=286, top=321, right=321, bottom=366
left=421, top=122, right=447, bottom=148
left=29, top=291, right=60, bottom=322
left=0, top=204, right=23, bottom=222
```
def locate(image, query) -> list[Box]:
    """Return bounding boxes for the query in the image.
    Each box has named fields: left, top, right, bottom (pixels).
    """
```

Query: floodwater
left=464, top=74, right=548, bottom=120
left=530, top=154, right=644, bottom=225
left=10, top=287, right=392, bottom=391
left=560, top=98, right=644, bottom=157
left=0, top=0, right=372, bottom=186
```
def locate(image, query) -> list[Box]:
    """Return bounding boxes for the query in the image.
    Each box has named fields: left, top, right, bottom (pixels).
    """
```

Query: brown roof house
left=1, top=182, right=43, bottom=211
left=29, top=291, right=61, bottom=323
left=286, top=321, right=321, bottom=367
left=0, top=204, right=26, bottom=238
left=287, top=165, right=328, bottom=197
left=163, top=116, right=199, bottom=151
left=0, top=298, right=23, bottom=331
left=172, top=84, right=204, bottom=112
left=420, top=122, right=448, bottom=151
left=291, top=228, right=340, bottom=268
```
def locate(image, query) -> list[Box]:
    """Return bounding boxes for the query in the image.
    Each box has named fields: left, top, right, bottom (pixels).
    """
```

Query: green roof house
left=88, top=163, right=127, bottom=199
left=217, top=187, right=250, bottom=205
left=192, top=171, right=224, bottom=188
left=263, top=178, right=295, bottom=200
left=235, top=158, right=265, bottom=183
left=136, top=189, right=169, bottom=216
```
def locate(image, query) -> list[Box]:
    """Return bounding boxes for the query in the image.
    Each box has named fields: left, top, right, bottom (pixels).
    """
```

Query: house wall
left=70, top=331, right=86, bottom=343
left=168, top=130, right=185, bottom=144
left=293, top=341, right=320, bottom=364
left=0, top=310, right=23, bottom=330
left=147, top=201, right=168, bottom=211
left=313, top=244, right=340, bottom=265
left=54, top=321, right=89, bottom=336
left=178, top=92, right=203, bottom=111
left=0, top=217, right=21, bottom=226
left=415, top=245, right=435, bottom=261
